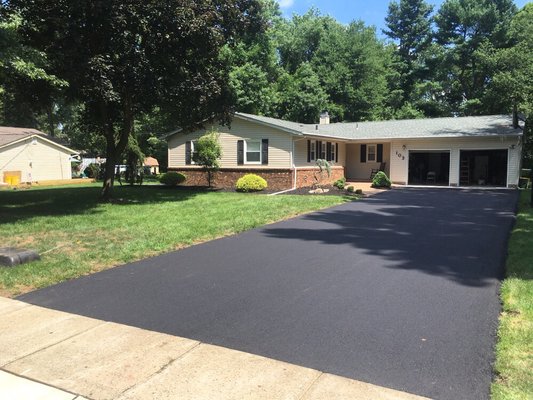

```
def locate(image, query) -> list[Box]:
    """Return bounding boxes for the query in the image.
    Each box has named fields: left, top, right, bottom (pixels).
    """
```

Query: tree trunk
left=101, top=141, right=117, bottom=201
left=99, top=95, right=134, bottom=201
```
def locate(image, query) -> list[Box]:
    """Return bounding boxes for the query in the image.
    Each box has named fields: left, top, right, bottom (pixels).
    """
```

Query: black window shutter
left=360, top=144, right=367, bottom=163
left=261, top=139, right=269, bottom=165
left=185, top=141, right=191, bottom=165
left=377, top=144, right=383, bottom=163
left=237, top=140, right=244, bottom=165
left=326, top=142, right=332, bottom=161
left=317, top=141, right=322, bottom=159
left=307, top=140, right=311, bottom=163
left=335, top=143, right=339, bottom=162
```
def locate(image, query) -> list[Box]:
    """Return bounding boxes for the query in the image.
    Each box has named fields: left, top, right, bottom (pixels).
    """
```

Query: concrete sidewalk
left=0, top=296, right=427, bottom=400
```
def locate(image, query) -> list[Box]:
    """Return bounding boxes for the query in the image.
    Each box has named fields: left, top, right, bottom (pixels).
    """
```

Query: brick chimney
left=319, top=111, right=330, bottom=125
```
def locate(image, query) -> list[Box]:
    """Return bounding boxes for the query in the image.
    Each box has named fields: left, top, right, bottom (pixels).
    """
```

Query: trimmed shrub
left=333, top=177, right=346, bottom=189
left=371, top=171, right=392, bottom=188
left=346, top=185, right=355, bottom=192
left=236, top=174, right=268, bottom=192
left=159, top=172, right=186, bottom=186
left=355, top=188, right=363, bottom=195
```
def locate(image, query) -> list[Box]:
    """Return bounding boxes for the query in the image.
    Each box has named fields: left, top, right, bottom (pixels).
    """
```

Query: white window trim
left=330, top=142, right=336, bottom=162
left=190, top=140, right=198, bottom=164
left=310, top=140, right=316, bottom=162
left=367, top=144, right=377, bottom=162
left=320, top=142, right=327, bottom=160
left=244, top=139, right=262, bottom=164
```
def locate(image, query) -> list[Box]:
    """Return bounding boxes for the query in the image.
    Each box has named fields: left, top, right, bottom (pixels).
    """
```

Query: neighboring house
left=0, top=126, right=79, bottom=185
left=167, top=112, right=523, bottom=190
left=144, top=157, right=160, bottom=175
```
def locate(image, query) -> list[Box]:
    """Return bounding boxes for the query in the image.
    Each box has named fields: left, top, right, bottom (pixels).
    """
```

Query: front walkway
left=0, top=297, right=426, bottom=400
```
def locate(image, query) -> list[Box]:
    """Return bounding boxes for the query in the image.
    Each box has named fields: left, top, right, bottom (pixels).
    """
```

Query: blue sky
left=275, top=0, right=530, bottom=35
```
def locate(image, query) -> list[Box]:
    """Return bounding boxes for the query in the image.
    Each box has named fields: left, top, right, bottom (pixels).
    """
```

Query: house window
left=245, top=140, right=261, bottom=163
left=330, top=142, right=336, bottom=162
left=367, top=144, right=376, bottom=162
left=190, top=140, right=198, bottom=164
left=320, top=141, right=327, bottom=159
left=310, top=140, right=316, bottom=161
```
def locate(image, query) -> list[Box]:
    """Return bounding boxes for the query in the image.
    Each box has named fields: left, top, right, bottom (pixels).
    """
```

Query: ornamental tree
left=192, top=131, right=222, bottom=187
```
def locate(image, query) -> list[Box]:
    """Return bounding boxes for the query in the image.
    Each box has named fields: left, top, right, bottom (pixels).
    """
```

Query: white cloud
left=277, top=0, right=295, bottom=9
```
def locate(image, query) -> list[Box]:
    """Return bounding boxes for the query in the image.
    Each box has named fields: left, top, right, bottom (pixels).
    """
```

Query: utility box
left=3, top=171, right=21, bottom=186
left=0, top=247, right=40, bottom=267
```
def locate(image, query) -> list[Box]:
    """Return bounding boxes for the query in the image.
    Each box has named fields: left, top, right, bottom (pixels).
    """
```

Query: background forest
left=0, top=0, right=531, bottom=174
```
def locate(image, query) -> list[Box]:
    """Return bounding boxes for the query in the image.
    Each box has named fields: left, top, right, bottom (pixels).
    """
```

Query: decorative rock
left=0, top=247, right=40, bottom=267
left=308, top=188, right=330, bottom=194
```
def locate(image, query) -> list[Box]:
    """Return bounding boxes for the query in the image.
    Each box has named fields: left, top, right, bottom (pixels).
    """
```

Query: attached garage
left=408, top=151, right=450, bottom=185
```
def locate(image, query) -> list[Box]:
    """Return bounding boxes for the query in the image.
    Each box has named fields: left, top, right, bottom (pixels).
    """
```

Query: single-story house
left=167, top=112, right=523, bottom=190
left=0, top=126, right=79, bottom=185
left=144, top=156, right=160, bottom=175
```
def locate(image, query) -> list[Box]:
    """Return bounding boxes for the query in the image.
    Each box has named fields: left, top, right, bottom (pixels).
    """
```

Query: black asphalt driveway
left=18, top=188, right=518, bottom=400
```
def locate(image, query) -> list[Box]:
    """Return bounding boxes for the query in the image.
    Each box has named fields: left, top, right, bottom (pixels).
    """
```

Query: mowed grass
left=492, top=190, right=533, bottom=400
left=0, top=183, right=349, bottom=297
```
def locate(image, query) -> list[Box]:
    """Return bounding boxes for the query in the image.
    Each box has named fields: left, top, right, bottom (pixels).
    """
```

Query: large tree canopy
left=5, top=0, right=263, bottom=199
left=1, top=0, right=531, bottom=180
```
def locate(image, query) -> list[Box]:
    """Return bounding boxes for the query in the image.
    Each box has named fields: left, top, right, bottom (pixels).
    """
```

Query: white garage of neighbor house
left=0, top=126, right=79, bottom=185
left=167, top=113, right=523, bottom=189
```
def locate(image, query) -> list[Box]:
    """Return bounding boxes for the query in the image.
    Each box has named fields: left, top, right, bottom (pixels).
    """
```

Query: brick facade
left=169, top=166, right=345, bottom=191
left=294, top=166, right=345, bottom=188
left=168, top=168, right=293, bottom=191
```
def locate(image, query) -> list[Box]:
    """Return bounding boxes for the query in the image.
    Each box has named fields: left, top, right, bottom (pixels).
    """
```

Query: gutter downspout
left=269, top=137, right=307, bottom=195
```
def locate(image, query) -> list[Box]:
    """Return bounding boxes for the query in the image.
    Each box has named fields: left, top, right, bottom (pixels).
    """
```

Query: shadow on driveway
left=263, top=188, right=517, bottom=287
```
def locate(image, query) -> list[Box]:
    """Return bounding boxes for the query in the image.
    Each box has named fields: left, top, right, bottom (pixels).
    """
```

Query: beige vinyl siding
left=389, top=136, right=521, bottom=186
left=168, top=118, right=292, bottom=169
left=345, top=143, right=391, bottom=180
left=293, top=138, right=346, bottom=167
left=0, top=137, right=73, bottom=183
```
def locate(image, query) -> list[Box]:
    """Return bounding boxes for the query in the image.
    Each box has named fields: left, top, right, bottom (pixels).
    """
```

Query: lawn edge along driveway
left=0, top=184, right=350, bottom=297
left=491, top=189, right=533, bottom=400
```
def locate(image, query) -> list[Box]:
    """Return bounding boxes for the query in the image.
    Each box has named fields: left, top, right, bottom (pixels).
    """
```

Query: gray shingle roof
left=0, top=126, right=46, bottom=147
left=236, top=113, right=523, bottom=140
left=0, top=126, right=78, bottom=153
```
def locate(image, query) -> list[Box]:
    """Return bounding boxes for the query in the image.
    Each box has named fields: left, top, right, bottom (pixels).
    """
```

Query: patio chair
left=370, top=162, right=386, bottom=179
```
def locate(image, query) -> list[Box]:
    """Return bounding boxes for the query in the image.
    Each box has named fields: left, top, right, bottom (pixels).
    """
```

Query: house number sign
left=395, top=150, right=405, bottom=160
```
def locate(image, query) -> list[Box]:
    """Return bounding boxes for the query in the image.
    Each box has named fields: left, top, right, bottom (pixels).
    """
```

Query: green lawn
left=492, top=190, right=533, bottom=400
left=0, top=183, right=349, bottom=297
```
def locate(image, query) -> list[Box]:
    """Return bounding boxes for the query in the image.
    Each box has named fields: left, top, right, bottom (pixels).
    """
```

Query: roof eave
left=0, top=134, right=79, bottom=154
left=234, top=113, right=304, bottom=137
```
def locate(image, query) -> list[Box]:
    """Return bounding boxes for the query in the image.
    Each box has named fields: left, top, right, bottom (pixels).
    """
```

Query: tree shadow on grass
left=0, top=184, right=201, bottom=225
left=262, top=188, right=518, bottom=287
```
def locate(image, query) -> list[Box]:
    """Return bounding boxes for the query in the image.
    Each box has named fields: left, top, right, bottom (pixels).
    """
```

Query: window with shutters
left=320, top=142, right=327, bottom=159
left=330, top=142, right=336, bottom=162
left=367, top=144, right=376, bottom=162
left=245, top=140, right=261, bottom=164
left=310, top=140, right=316, bottom=161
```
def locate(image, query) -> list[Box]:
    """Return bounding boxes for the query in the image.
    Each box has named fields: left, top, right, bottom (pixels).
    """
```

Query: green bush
left=333, top=177, right=346, bottom=189
left=85, top=163, right=100, bottom=179
left=355, top=188, right=363, bottom=195
left=236, top=174, right=268, bottom=192
left=159, top=172, right=186, bottom=186
left=371, top=171, right=392, bottom=188
left=346, top=185, right=354, bottom=192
